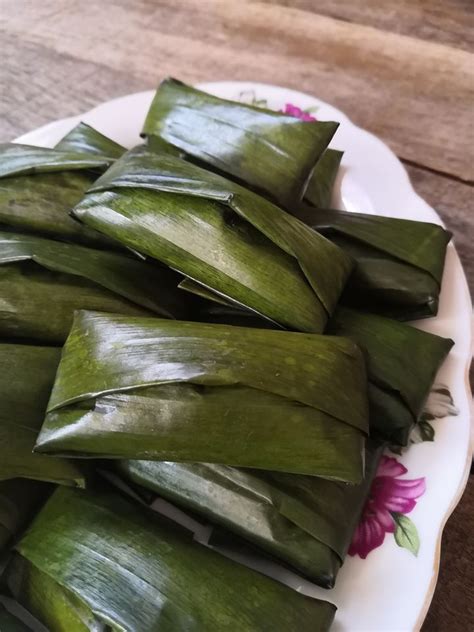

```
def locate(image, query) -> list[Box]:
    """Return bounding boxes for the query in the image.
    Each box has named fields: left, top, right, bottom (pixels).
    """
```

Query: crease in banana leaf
left=0, top=231, right=189, bottom=342
left=305, top=149, right=343, bottom=209
left=191, top=295, right=453, bottom=445
left=55, top=122, right=126, bottom=159
left=0, top=344, right=84, bottom=487
left=328, top=307, right=453, bottom=444
left=0, top=138, right=119, bottom=248
left=142, top=77, right=339, bottom=208
left=298, top=207, right=451, bottom=319
left=72, top=144, right=353, bottom=333
left=115, top=443, right=382, bottom=588
left=9, top=486, right=336, bottom=631
left=0, top=480, right=51, bottom=553
left=35, top=311, right=368, bottom=481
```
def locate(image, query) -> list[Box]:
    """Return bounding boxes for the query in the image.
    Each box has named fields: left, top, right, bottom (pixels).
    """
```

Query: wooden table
left=1, top=1, right=473, bottom=629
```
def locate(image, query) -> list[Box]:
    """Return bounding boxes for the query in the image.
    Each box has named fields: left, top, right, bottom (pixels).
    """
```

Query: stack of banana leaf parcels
left=0, top=79, right=453, bottom=631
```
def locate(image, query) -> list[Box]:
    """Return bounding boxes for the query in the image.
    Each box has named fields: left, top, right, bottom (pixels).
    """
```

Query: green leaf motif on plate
left=392, top=513, right=420, bottom=556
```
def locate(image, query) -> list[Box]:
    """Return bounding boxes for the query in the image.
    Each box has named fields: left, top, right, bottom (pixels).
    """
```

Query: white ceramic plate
left=15, top=82, right=473, bottom=631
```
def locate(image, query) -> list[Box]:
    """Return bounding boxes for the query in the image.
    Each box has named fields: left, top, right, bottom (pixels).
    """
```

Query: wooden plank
left=262, top=0, right=474, bottom=52
left=422, top=473, right=474, bottom=631
left=0, top=33, right=146, bottom=140
left=405, top=164, right=474, bottom=297
left=1, top=0, right=473, bottom=181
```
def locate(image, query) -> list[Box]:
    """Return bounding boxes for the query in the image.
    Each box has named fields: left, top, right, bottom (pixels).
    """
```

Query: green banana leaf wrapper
left=0, top=231, right=189, bottom=342
left=298, top=207, right=451, bottom=320
left=35, top=311, right=368, bottom=481
left=305, top=149, right=343, bottom=209
left=116, top=443, right=383, bottom=588
left=73, top=145, right=353, bottom=333
left=0, top=140, right=118, bottom=247
left=55, top=122, right=125, bottom=158
left=190, top=294, right=453, bottom=445
left=0, top=344, right=84, bottom=486
left=0, top=480, right=51, bottom=553
left=328, top=307, right=453, bottom=444
left=8, top=486, right=336, bottom=631
left=142, top=77, right=339, bottom=208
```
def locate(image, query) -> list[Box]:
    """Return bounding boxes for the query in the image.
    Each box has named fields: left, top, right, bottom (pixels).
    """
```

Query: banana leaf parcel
left=142, top=78, right=339, bottom=208
left=72, top=145, right=353, bottom=333
left=7, top=486, right=336, bottom=631
left=0, top=480, right=51, bottom=552
left=0, top=141, right=118, bottom=247
left=116, top=443, right=383, bottom=588
left=305, top=149, right=343, bottom=209
left=0, top=344, right=84, bottom=486
left=297, top=207, right=451, bottom=320
left=0, top=231, right=188, bottom=342
left=55, top=122, right=125, bottom=158
left=35, top=311, right=368, bottom=481
left=328, top=307, right=453, bottom=445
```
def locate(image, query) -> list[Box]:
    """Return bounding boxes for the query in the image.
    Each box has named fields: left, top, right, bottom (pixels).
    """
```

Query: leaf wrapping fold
left=0, top=344, right=84, bottom=486
left=73, top=145, right=353, bottom=332
left=116, top=443, right=382, bottom=588
left=0, top=138, right=119, bottom=247
left=11, top=487, right=336, bottom=631
left=0, top=232, right=189, bottom=342
left=305, top=149, right=343, bottom=209
left=298, top=207, right=451, bottom=319
left=328, top=307, right=453, bottom=444
left=142, top=78, right=339, bottom=208
left=35, top=311, right=368, bottom=481
left=55, top=122, right=125, bottom=159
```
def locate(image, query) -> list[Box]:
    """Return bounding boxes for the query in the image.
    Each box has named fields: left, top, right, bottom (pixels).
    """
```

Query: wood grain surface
left=0, top=1, right=473, bottom=629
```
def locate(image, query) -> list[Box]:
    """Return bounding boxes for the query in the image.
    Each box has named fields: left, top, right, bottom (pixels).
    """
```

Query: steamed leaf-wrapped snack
left=116, top=444, right=382, bottom=588
left=0, top=231, right=188, bottom=342
left=305, top=149, right=343, bottom=209
left=73, top=145, right=353, bottom=333
left=0, top=141, right=116, bottom=246
left=55, top=122, right=125, bottom=158
left=7, top=486, right=336, bottom=631
left=0, top=344, right=84, bottom=486
left=298, top=207, right=451, bottom=320
left=328, top=307, right=453, bottom=444
left=35, top=311, right=368, bottom=481
left=0, top=480, right=51, bottom=552
left=142, top=78, right=339, bottom=208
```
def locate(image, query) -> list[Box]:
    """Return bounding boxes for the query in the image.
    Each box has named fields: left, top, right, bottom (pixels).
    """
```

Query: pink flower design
left=349, top=456, right=426, bottom=559
left=281, top=103, right=317, bottom=122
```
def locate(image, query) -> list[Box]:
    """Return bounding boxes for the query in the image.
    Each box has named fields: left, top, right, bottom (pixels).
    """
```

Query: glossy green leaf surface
left=0, top=144, right=113, bottom=179
left=55, top=122, right=125, bottom=159
left=73, top=145, right=353, bottom=332
left=7, top=556, right=104, bottom=632
left=117, top=444, right=382, bottom=587
left=0, top=137, right=121, bottom=247
left=142, top=78, right=339, bottom=208
left=13, top=486, right=336, bottom=631
left=0, top=345, right=84, bottom=486
left=328, top=307, right=453, bottom=443
left=300, top=208, right=451, bottom=319
left=36, top=311, right=368, bottom=481
left=0, top=479, right=50, bottom=552
left=0, top=232, right=188, bottom=342
left=305, top=149, right=343, bottom=209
